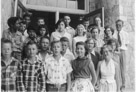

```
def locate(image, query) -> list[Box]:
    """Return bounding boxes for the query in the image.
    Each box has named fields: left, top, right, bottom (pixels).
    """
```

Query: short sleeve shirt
left=44, top=56, right=73, bottom=85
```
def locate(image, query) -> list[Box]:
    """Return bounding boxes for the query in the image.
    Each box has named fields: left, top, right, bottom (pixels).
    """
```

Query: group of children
left=1, top=14, right=128, bottom=92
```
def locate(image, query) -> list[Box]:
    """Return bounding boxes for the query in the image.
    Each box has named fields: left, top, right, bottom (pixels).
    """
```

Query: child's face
left=111, top=42, right=116, bottom=51
left=28, top=30, right=36, bottom=38
left=58, top=22, right=65, bottom=32
left=103, top=47, right=112, bottom=60
left=52, top=42, right=62, bottom=56
left=38, top=19, right=45, bottom=26
left=77, top=27, right=84, bottom=36
left=61, top=41, right=68, bottom=53
left=20, top=23, right=26, bottom=32
left=14, top=20, right=20, bottom=30
left=64, top=16, right=71, bottom=25
left=86, top=40, right=95, bottom=50
left=83, top=21, right=89, bottom=29
left=95, top=17, right=101, bottom=26
left=2, top=43, right=12, bottom=57
left=41, top=38, right=49, bottom=51
left=40, top=28, right=46, bottom=36
left=105, top=28, right=112, bottom=37
left=76, top=45, right=85, bottom=58
left=27, top=44, right=38, bottom=58
left=92, top=28, right=99, bottom=38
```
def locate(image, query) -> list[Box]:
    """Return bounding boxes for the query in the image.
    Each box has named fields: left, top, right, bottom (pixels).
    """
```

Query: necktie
left=118, top=32, right=122, bottom=46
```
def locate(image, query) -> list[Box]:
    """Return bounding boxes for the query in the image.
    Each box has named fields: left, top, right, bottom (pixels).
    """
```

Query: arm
left=50, top=33, right=54, bottom=42
left=66, top=73, right=71, bottom=92
left=114, top=62, right=121, bottom=92
left=89, top=61, right=97, bottom=86
left=72, top=38, right=76, bottom=57
left=16, top=62, right=26, bottom=92
left=38, top=65, right=46, bottom=92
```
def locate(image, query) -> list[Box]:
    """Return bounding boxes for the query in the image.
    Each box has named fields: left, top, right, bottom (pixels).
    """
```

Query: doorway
left=29, top=10, right=82, bottom=34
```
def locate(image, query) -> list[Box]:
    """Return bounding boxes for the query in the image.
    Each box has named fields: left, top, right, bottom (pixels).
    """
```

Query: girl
left=94, top=16, right=105, bottom=39
left=37, top=25, right=49, bottom=39
left=96, top=45, right=120, bottom=92
left=44, top=40, right=72, bottom=92
left=91, top=26, right=104, bottom=53
left=104, top=26, right=115, bottom=44
left=38, top=36, right=51, bottom=63
left=71, top=41, right=96, bottom=92
left=86, top=38, right=102, bottom=71
left=50, top=19, right=72, bottom=50
left=17, top=41, right=46, bottom=92
left=107, top=39, right=125, bottom=92
left=72, top=24, right=87, bottom=57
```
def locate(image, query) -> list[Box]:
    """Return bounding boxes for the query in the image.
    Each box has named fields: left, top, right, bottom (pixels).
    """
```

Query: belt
left=46, top=83, right=67, bottom=88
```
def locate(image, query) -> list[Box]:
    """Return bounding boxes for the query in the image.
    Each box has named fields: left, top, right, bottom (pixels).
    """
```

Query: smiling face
left=39, top=28, right=46, bottom=36
left=105, top=28, right=112, bottom=37
left=2, top=43, right=12, bottom=57
left=76, top=44, right=85, bottom=58
left=102, top=46, right=112, bottom=60
left=38, top=19, right=45, bottom=26
left=52, top=42, right=62, bottom=56
left=86, top=39, right=95, bottom=51
left=27, top=44, right=38, bottom=58
left=77, top=26, right=84, bottom=36
left=41, top=38, right=50, bottom=51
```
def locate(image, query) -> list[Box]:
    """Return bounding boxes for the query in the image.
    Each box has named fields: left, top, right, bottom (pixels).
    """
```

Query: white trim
left=14, top=0, right=18, bottom=17
left=25, top=4, right=89, bottom=14
left=55, top=11, right=59, bottom=23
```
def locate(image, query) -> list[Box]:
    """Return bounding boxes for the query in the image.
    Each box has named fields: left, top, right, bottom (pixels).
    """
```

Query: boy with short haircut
left=44, top=40, right=73, bottom=92
left=16, top=41, right=46, bottom=92
left=64, top=14, right=76, bottom=37
left=1, top=39, right=19, bottom=92
left=60, top=37, right=75, bottom=63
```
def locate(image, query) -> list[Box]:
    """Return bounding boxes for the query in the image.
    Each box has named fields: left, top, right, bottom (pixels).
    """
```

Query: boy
left=16, top=41, right=46, bottom=92
left=44, top=40, right=73, bottom=92
left=1, top=39, right=19, bottom=92
left=64, top=15, right=75, bottom=37
left=60, top=37, right=75, bottom=63
left=2, top=17, right=23, bottom=60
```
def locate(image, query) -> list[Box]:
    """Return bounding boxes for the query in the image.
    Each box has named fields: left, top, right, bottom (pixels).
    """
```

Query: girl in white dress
left=96, top=45, right=120, bottom=92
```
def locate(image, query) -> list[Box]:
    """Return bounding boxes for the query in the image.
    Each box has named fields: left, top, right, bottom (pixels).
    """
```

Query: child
left=38, top=36, right=51, bottom=63
left=86, top=38, right=102, bottom=71
left=16, top=41, right=46, bottom=92
left=72, top=24, right=87, bottom=57
left=96, top=45, right=120, bottom=92
left=91, top=26, right=105, bottom=53
left=104, top=26, right=115, bottom=44
left=2, top=17, right=23, bottom=60
left=44, top=40, right=72, bottom=92
left=107, top=38, right=125, bottom=92
left=64, top=14, right=76, bottom=37
left=1, top=39, right=19, bottom=92
left=71, top=41, right=96, bottom=92
left=24, top=25, right=39, bottom=45
left=37, top=25, right=49, bottom=41
left=60, top=37, right=75, bottom=63
left=19, top=21, right=28, bottom=42
left=50, top=19, right=72, bottom=50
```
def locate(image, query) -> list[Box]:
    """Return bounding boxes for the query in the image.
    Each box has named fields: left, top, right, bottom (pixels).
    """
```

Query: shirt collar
left=91, top=49, right=95, bottom=56
left=27, top=55, right=40, bottom=64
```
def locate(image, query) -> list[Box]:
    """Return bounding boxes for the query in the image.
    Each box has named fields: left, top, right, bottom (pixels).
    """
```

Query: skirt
left=70, top=78, right=95, bottom=92
left=98, top=80, right=117, bottom=92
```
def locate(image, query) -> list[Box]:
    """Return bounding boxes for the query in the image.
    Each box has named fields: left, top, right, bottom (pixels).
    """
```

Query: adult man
left=116, top=19, right=129, bottom=92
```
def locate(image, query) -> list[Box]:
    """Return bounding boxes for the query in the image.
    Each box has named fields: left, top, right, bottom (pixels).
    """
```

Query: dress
left=99, top=59, right=117, bottom=92
left=71, top=57, right=95, bottom=92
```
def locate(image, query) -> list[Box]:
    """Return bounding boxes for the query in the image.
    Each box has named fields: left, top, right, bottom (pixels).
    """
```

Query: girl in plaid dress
left=16, top=41, right=46, bottom=92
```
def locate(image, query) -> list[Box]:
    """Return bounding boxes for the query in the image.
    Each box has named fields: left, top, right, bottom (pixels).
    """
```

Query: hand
left=94, top=85, right=99, bottom=91
left=55, top=84, right=61, bottom=89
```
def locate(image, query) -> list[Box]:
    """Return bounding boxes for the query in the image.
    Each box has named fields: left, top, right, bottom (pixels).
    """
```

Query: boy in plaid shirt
left=1, top=39, right=20, bottom=92
left=16, top=41, right=46, bottom=92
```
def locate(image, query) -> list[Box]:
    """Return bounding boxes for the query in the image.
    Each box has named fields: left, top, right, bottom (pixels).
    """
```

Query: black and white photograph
left=1, top=0, right=135, bottom=92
